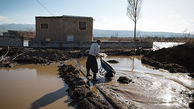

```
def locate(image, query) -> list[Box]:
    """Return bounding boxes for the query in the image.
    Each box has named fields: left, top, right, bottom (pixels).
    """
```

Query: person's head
left=96, top=40, right=101, bottom=45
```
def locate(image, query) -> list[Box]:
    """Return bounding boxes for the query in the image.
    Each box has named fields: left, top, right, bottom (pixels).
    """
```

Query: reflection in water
left=75, top=56, right=194, bottom=109
left=130, top=56, right=134, bottom=72
left=0, top=64, right=73, bottom=109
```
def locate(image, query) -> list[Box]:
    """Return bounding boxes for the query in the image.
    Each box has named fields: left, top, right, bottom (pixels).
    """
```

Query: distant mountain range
left=0, top=24, right=35, bottom=34
left=0, top=24, right=193, bottom=37
left=93, top=29, right=193, bottom=37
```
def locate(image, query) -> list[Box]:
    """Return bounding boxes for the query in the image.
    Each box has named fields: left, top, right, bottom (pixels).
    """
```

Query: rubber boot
left=86, top=69, right=91, bottom=77
left=93, top=72, right=97, bottom=81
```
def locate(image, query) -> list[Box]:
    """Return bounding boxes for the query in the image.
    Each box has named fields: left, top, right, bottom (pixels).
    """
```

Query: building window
left=45, top=38, right=51, bottom=42
left=67, top=35, right=74, bottom=41
left=79, top=22, right=86, bottom=30
left=41, top=24, right=48, bottom=29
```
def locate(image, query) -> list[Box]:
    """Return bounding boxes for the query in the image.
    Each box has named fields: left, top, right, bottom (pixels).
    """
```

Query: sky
left=0, top=0, right=194, bottom=33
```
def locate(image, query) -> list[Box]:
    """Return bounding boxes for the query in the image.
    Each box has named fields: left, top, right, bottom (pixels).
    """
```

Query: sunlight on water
left=75, top=56, right=193, bottom=109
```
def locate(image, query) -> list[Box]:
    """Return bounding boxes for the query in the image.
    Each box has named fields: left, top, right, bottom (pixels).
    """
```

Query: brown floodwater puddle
left=73, top=56, right=194, bottom=109
left=0, top=64, right=73, bottom=109
left=1, top=56, right=194, bottom=109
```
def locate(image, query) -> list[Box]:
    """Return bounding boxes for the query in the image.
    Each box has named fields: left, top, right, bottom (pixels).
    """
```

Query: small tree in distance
left=127, top=0, right=142, bottom=41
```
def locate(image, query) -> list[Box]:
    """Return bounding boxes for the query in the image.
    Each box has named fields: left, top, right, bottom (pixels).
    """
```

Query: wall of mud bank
left=58, top=64, right=110, bottom=109
left=0, top=47, right=151, bottom=68
left=29, top=41, right=153, bottom=49
left=142, top=42, right=194, bottom=74
left=0, top=48, right=88, bottom=67
left=58, top=64, right=137, bottom=109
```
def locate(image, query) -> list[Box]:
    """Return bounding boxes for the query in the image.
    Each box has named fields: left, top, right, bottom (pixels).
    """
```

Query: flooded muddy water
left=75, top=56, right=194, bottom=109
left=0, top=64, right=73, bottom=109
left=1, top=56, right=193, bottom=109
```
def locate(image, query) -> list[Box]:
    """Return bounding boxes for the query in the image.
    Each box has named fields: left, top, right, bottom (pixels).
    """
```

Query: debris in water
left=107, top=60, right=119, bottom=64
left=117, top=76, right=132, bottom=84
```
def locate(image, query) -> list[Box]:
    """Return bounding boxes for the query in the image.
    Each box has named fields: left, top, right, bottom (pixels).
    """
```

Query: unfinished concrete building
left=35, top=15, right=93, bottom=42
left=29, top=15, right=153, bottom=49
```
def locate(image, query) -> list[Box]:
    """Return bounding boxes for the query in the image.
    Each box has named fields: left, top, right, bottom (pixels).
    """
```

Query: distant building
left=35, top=15, right=93, bottom=42
left=3, top=30, right=35, bottom=40
left=0, top=35, right=23, bottom=47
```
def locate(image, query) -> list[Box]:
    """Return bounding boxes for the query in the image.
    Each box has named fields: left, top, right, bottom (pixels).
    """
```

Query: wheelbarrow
left=99, top=57, right=116, bottom=77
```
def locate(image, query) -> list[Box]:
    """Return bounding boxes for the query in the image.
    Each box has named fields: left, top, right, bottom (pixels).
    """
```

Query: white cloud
left=94, top=14, right=194, bottom=33
left=0, top=16, right=12, bottom=24
left=138, top=14, right=194, bottom=33
left=94, top=17, right=133, bottom=30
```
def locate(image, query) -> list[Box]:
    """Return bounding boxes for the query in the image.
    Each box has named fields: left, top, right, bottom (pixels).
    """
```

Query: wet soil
left=101, top=49, right=151, bottom=56
left=0, top=47, right=150, bottom=109
left=58, top=64, right=110, bottom=109
left=107, top=60, right=119, bottom=64
left=58, top=63, right=138, bottom=109
left=2, top=45, right=194, bottom=109
left=117, top=76, right=132, bottom=84
left=74, top=56, right=194, bottom=109
left=142, top=42, right=194, bottom=74
left=0, top=47, right=151, bottom=68
left=141, top=42, right=194, bottom=109
left=0, top=48, right=87, bottom=67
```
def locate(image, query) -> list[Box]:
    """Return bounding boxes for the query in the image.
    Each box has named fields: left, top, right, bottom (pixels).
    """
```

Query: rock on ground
left=117, top=76, right=132, bottom=84
left=107, top=60, right=119, bottom=64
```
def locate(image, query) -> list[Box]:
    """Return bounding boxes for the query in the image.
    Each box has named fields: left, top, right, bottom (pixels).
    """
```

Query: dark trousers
left=86, top=55, right=98, bottom=79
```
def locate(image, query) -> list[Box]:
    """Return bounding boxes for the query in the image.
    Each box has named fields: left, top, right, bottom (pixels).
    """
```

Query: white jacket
left=88, top=43, right=100, bottom=57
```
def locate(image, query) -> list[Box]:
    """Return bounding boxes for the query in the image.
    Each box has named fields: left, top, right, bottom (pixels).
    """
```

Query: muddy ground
left=141, top=42, right=194, bottom=109
left=1, top=46, right=194, bottom=109
left=142, top=42, right=194, bottom=74
left=58, top=64, right=137, bottom=109
left=58, top=64, right=110, bottom=109
left=0, top=48, right=88, bottom=67
left=0, top=47, right=149, bottom=109
left=0, top=47, right=150, bottom=68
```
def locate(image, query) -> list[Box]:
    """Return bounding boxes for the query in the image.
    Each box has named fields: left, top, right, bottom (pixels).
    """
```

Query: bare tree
left=127, top=0, right=142, bottom=41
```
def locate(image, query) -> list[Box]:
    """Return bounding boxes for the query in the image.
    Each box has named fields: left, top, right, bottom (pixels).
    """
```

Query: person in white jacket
left=86, top=40, right=101, bottom=80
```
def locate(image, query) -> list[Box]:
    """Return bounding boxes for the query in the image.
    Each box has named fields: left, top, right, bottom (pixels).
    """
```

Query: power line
left=36, top=0, right=53, bottom=15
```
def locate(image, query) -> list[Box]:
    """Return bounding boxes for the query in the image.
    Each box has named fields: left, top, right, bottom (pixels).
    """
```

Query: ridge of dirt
left=58, top=64, right=110, bottom=109
left=142, top=42, right=194, bottom=74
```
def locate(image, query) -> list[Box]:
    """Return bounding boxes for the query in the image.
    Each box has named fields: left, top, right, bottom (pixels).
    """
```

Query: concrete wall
left=3, top=30, right=35, bottom=40
left=29, top=41, right=153, bottom=49
left=0, top=36, right=23, bottom=47
left=35, top=16, right=93, bottom=42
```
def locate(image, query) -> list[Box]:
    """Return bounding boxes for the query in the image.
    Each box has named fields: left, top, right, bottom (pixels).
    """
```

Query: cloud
left=94, top=17, right=133, bottom=30
left=0, top=16, right=12, bottom=24
left=94, top=14, right=194, bottom=33
left=139, top=14, right=194, bottom=33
